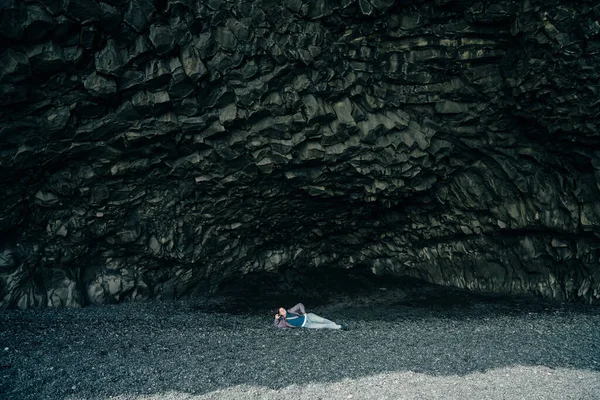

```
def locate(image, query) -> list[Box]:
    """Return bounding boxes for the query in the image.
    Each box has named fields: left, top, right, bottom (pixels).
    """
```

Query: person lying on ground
left=273, top=303, right=347, bottom=330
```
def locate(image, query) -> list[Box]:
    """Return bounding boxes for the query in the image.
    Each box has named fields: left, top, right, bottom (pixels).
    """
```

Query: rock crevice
left=1, top=0, right=599, bottom=307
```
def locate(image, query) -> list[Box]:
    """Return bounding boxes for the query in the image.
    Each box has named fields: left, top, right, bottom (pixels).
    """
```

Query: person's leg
left=304, top=313, right=341, bottom=329
left=306, top=313, right=336, bottom=324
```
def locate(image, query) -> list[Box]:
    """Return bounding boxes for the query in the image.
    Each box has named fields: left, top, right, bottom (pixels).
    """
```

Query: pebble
left=0, top=288, right=599, bottom=400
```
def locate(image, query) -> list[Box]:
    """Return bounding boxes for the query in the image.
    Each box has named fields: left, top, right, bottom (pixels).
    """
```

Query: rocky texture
left=1, top=278, right=600, bottom=399
left=1, top=0, right=600, bottom=308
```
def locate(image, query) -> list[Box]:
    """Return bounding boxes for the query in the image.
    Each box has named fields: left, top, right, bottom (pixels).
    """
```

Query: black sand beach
left=1, top=274, right=599, bottom=400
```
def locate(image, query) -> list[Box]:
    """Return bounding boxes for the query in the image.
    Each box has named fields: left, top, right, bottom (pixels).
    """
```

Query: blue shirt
left=285, top=312, right=306, bottom=327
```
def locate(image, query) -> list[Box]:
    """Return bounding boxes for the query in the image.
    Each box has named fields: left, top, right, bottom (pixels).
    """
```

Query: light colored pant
left=304, top=313, right=341, bottom=329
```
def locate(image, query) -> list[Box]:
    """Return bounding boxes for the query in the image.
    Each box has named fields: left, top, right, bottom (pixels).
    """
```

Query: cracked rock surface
left=1, top=0, right=600, bottom=307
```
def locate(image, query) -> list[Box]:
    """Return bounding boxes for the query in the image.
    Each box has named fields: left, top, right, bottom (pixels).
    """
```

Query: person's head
left=277, top=307, right=286, bottom=317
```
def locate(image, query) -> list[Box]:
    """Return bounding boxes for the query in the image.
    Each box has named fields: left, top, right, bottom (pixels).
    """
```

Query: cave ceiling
left=1, top=0, right=599, bottom=308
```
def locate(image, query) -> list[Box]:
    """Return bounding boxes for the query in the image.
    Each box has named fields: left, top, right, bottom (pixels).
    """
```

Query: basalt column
left=1, top=0, right=599, bottom=308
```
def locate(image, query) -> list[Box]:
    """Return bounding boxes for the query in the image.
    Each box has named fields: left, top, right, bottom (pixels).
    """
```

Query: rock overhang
left=0, top=0, right=599, bottom=308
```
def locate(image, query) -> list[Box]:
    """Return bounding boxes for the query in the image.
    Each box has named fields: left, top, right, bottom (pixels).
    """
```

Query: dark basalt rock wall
left=1, top=0, right=600, bottom=308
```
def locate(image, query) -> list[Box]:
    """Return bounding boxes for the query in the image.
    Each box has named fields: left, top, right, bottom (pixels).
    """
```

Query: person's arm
left=289, top=303, right=306, bottom=315
left=274, top=314, right=287, bottom=328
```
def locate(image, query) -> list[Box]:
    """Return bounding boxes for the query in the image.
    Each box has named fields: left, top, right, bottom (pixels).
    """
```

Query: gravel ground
left=1, top=277, right=599, bottom=400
